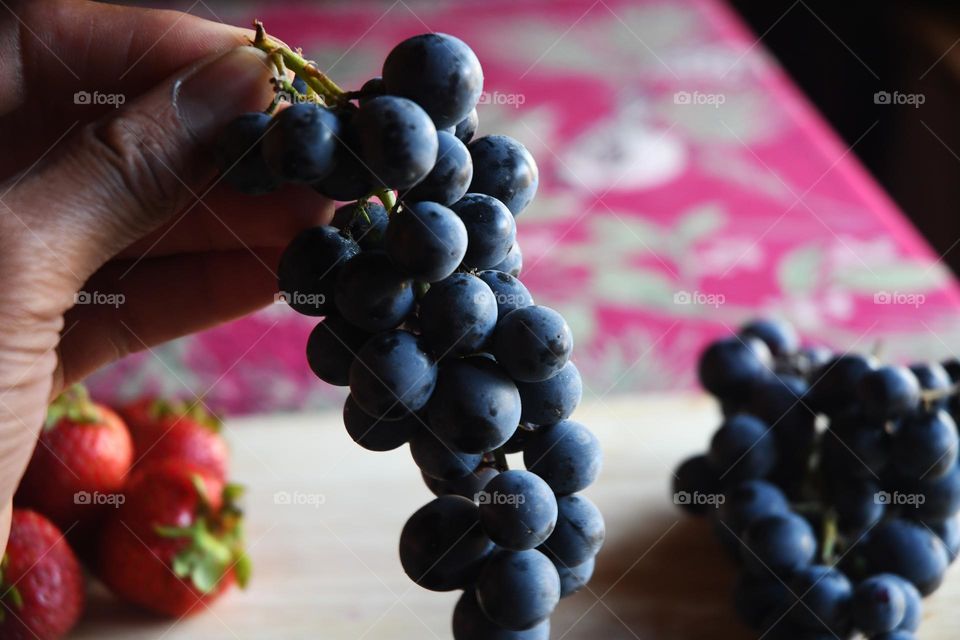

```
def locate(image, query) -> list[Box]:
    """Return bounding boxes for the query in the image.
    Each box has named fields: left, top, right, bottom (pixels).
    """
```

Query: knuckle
left=81, top=109, right=185, bottom=229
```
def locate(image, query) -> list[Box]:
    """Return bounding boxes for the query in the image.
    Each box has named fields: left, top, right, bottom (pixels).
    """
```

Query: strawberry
left=120, top=397, right=229, bottom=481
left=15, top=384, right=133, bottom=537
left=97, top=461, right=250, bottom=617
left=0, top=509, right=85, bottom=640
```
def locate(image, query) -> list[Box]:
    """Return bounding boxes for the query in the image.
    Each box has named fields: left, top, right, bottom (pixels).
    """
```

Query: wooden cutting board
left=72, top=394, right=960, bottom=639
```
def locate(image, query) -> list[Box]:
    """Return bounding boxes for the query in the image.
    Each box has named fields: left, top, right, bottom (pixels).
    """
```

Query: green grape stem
left=375, top=189, right=398, bottom=212
left=251, top=21, right=346, bottom=106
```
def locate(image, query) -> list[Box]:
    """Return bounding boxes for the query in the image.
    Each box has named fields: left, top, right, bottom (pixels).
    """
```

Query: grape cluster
left=217, top=29, right=604, bottom=637
left=674, top=319, right=960, bottom=638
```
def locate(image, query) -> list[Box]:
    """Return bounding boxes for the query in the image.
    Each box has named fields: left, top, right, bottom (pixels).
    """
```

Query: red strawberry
left=0, top=509, right=84, bottom=640
left=15, top=385, right=133, bottom=537
left=97, top=461, right=250, bottom=617
left=120, top=397, right=229, bottom=481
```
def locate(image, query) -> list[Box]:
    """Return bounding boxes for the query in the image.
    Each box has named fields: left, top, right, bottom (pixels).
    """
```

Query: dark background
left=732, top=0, right=960, bottom=272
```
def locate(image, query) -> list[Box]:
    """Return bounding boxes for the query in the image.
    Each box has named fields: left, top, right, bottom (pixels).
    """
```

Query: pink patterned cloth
left=89, top=0, right=960, bottom=414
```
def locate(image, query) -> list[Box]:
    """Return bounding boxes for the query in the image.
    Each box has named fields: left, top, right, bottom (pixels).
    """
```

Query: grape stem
left=820, top=511, right=839, bottom=565
left=251, top=21, right=346, bottom=105
left=492, top=447, right=509, bottom=472
left=375, top=189, right=398, bottom=212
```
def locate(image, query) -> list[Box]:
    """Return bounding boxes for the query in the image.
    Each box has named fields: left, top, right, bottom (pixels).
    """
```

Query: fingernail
left=175, top=47, right=274, bottom=144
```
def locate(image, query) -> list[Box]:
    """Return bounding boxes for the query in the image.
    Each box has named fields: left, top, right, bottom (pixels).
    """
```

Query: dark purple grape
left=784, top=565, right=852, bottom=632
left=557, top=556, right=594, bottom=598
left=523, top=420, right=601, bottom=495
left=335, top=252, right=415, bottom=332
left=419, top=273, right=498, bottom=357
left=262, top=103, right=340, bottom=183
left=305, top=315, right=370, bottom=386
left=807, top=353, right=878, bottom=415
left=349, top=329, right=436, bottom=418
left=910, top=362, right=952, bottom=413
left=342, top=394, right=419, bottom=451
left=538, top=494, right=604, bottom=567
left=411, top=428, right=484, bottom=481
left=740, top=513, right=817, bottom=577
left=707, top=414, right=776, bottom=482
left=862, top=519, right=950, bottom=595
left=423, top=463, right=499, bottom=500
left=477, top=270, right=534, bottom=320
left=358, top=77, right=385, bottom=106
left=739, top=318, right=799, bottom=357
left=475, top=549, right=560, bottom=631
left=715, top=480, right=790, bottom=543
left=672, top=454, right=722, bottom=516
left=215, top=113, right=279, bottom=194
left=516, top=362, right=582, bottom=427
left=452, top=588, right=549, bottom=640
left=857, top=366, right=922, bottom=422
left=427, top=356, right=521, bottom=454
left=927, top=514, right=960, bottom=562
left=385, top=201, right=468, bottom=282
left=355, top=96, right=438, bottom=190
left=493, top=241, right=523, bottom=277
left=450, top=193, right=517, bottom=269
left=403, top=131, right=473, bottom=205
left=399, top=496, right=494, bottom=591
left=468, top=135, right=539, bottom=215
left=892, top=409, right=959, bottom=481
left=478, top=470, right=558, bottom=550
left=493, top=305, right=573, bottom=383
left=852, top=574, right=907, bottom=636
left=382, top=33, right=483, bottom=129
left=312, top=108, right=375, bottom=201
left=278, top=226, right=359, bottom=317
left=454, top=108, right=479, bottom=143
left=331, top=201, right=388, bottom=250
left=697, top=336, right=772, bottom=402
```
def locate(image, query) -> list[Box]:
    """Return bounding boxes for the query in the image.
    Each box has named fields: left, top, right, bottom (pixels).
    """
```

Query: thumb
left=1, top=46, right=275, bottom=300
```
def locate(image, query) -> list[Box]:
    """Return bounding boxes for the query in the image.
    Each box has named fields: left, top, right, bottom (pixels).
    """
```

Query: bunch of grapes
left=216, top=25, right=604, bottom=638
left=674, top=318, right=960, bottom=639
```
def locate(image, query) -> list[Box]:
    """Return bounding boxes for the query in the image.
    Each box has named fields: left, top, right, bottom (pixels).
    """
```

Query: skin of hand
left=0, top=0, right=333, bottom=552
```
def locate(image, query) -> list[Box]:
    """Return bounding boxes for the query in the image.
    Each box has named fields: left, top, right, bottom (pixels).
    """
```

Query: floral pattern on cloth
left=88, top=0, right=960, bottom=414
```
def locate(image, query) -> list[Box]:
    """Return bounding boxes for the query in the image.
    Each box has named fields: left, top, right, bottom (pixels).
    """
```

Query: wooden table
left=72, top=395, right=960, bottom=639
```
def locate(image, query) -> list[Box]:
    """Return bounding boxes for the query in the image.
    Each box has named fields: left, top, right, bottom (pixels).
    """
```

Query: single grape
left=516, top=362, right=582, bottom=427
left=820, top=415, right=890, bottom=481
left=355, top=96, right=439, bottom=190
left=493, top=305, right=573, bottom=383
left=411, top=428, right=484, bottom=481
left=909, top=362, right=952, bottom=413
left=862, top=519, right=950, bottom=595
left=335, top=252, right=416, bottom=332
left=672, top=454, right=722, bottom=516
left=358, top=77, right=385, bottom=105
left=349, top=329, right=437, bottom=418
left=740, top=513, right=817, bottom=577
left=851, top=574, right=907, bottom=636
left=403, top=131, right=473, bottom=205
left=468, top=135, right=539, bottom=215
left=478, top=470, right=558, bottom=550
left=707, top=414, right=776, bottom=482
left=831, top=479, right=885, bottom=534
left=739, top=318, right=799, bottom=357
left=715, top=480, right=790, bottom=544
left=312, top=108, right=375, bottom=201
left=423, top=464, right=500, bottom=500
left=807, top=353, right=878, bottom=415
left=493, top=241, right=523, bottom=277
left=399, top=496, right=495, bottom=591
left=452, top=589, right=549, bottom=640
left=382, top=33, right=483, bottom=129
left=857, top=366, right=922, bottom=422
left=305, top=315, right=371, bottom=386
left=523, top=420, right=601, bottom=495
left=733, top=571, right=790, bottom=630
left=331, top=201, right=389, bottom=250
left=904, top=463, right=960, bottom=521
left=450, top=193, right=517, bottom=269
left=278, top=226, right=359, bottom=316
left=477, top=270, right=534, bottom=320
left=538, top=494, right=604, bottom=567
left=891, top=409, right=959, bottom=480
left=927, top=514, right=960, bottom=562
left=342, top=394, right=419, bottom=451
left=885, top=574, right=922, bottom=632
left=784, top=564, right=852, bottom=632
left=418, top=274, right=498, bottom=357
left=427, top=356, right=521, bottom=454
left=557, top=556, right=595, bottom=598
left=697, top=336, right=772, bottom=402
left=262, top=103, right=340, bottom=183
left=214, top=112, right=280, bottom=194
left=454, top=108, right=479, bottom=144
left=385, top=201, right=468, bottom=282
left=475, top=549, right=560, bottom=631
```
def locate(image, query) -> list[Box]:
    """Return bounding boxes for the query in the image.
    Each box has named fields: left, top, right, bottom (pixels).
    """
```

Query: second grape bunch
left=216, top=28, right=605, bottom=638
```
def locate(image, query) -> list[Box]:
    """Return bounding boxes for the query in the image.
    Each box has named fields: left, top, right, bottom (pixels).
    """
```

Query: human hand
left=0, top=0, right=332, bottom=551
